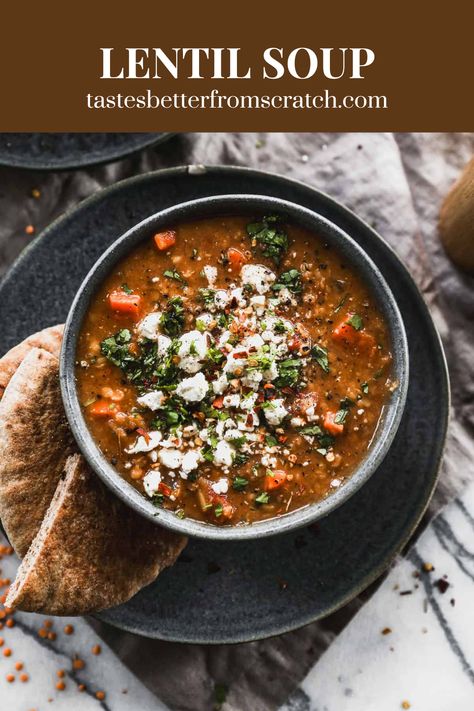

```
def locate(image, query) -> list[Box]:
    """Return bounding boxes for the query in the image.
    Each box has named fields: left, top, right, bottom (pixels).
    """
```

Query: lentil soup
left=76, top=215, right=396, bottom=526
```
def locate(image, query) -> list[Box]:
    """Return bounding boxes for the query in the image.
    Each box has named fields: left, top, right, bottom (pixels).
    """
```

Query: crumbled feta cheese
left=239, top=392, right=258, bottom=411
left=158, top=448, right=183, bottom=470
left=157, top=334, right=172, bottom=357
left=291, top=416, right=306, bottom=428
left=176, top=372, right=208, bottom=402
left=229, top=287, right=247, bottom=307
left=237, top=410, right=259, bottom=431
left=261, top=454, right=277, bottom=468
left=264, top=399, right=288, bottom=426
left=203, top=265, right=218, bottom=286
left=137, top=390, right=166, bottom=411
left=181, top=449, right=202, bottom=474
left=330, top=478, right=341, bottom=487
left=126, top=431, right=162, bottom=454
left=215, top=290, right=230, bottom=310
left=143, top=469, right=162, bottom=496
left=223, top=393, right=240, bottom=408
left=242, top=334, right=265, bottom=350
left=262, top=359, right=279, bottom=382
left=241, top=264, right=276, bottom=294
left=195, top=312, right=215, bottom=330
left=212, top=373, right=228, bottom=394
left=250, top=294, right=266, bottom=307
left=213, top=441, right=235, bottom=467
left=211, top=477, right=229, bottom=495
left=224, top=428, right=246, bottom=443
left=137, top=311, right=162, bottom=340
left=241, top=369, right=263, bottom=390
left=177, top=330, right=208, bottom=373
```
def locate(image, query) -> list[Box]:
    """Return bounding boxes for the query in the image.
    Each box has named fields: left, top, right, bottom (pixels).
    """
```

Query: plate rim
left=0, top=164, right=450, bottom=643
left=0, top=132, right=174, bottom=171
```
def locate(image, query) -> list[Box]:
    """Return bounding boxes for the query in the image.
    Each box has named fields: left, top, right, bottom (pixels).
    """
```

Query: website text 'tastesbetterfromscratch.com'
left=85, top=89, right=388, bottom=111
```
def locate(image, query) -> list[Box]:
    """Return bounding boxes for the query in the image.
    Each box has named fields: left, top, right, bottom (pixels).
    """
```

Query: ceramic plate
left=0, top=133, right=172, bottom=170
left=0, top=166, right=449, bottom=643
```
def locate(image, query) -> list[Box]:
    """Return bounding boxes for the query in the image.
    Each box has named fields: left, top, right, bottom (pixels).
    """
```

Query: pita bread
left=0, top=347, right=76, bottom=557
left=0, top=324, right=64, bottom=400
left=6, top=454, right=187, bottom=615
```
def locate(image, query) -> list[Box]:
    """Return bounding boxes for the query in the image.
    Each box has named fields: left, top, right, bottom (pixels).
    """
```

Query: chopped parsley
left=334, top=397, right=355, bottom=425
left=160, top=297, right=185, bottom=338
left=272, top=268, right=303, bottom=294
left=232, top=476, right=249, bottom=491
left=255, top=491, right=270, bottom=505
left=273, top=319, right=287, bottom=334
left=275, top=358, right=303, bottom=388
left=163, top=268, right=187, bottom=286
left=206, top=346, right=225, bottom=366
left=246, top=215, right=289, bottom=265
left=265, top=434, right=279, bottom=447
left=347, top=313, right=363, bottom=331
left=121, top=283, right=133, bottom=294
left=298, top=424, right=335, bottom=454
left=100, top=328, right=133, bottom=367
left=198, top=288, right=216, bottom=308
left=311, top=344, right=329, bottom=373
left=234, top=451, right=250, bottom=466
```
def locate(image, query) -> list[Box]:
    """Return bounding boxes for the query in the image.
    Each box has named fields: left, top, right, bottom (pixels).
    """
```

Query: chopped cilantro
left=273, top=320, right=287, bottom=334
left=189, top=340, right=198, bottom=356
left=246, top=215, right=289, bottom=265
left=334, top=398, right=354, bottom=425
left=234, top=451, right=250, bottom=466
left=347, top=314, right=363, bottom=331
left=121, top=283, right=133, bottom=294
left=206, top=346, right=225, bottom=365
left=232, top=476, right=249, bottom=491
left=255, top=491, right=270, bottom=505
left=272, top=269, right=303, bottom=294
left=160, top=297, right=185, bottom=338
left=311, top=344, right=329, bottom=373
left=100, top=329, right=133, bottom=367
left=265, top=434, right=279, bottom=447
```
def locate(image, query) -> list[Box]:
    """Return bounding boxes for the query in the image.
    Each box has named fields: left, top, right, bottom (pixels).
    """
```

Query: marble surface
left=0, top=132, right=473, bottom=710
left=0, top=536, right=168, bottom=709
left=279, top=483, right=474, bottom=711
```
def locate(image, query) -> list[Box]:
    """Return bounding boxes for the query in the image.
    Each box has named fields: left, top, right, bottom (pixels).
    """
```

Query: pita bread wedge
left=6, top=454, right=187, bottom=615
left=0, top=347, right=75, bottom=557
left=0, top=324, right=64, bottom=400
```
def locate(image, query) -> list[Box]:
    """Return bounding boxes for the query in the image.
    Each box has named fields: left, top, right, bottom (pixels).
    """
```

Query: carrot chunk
left=332, top=313, right=376, bottom=352
left=89, top=400, right=118, bottom=418
left=228, top=247, right=247, bottom=269
left=323, top=411, right=344, bottom=436
left=154, top=231, right=176, bottom=251
left=263, top=470, right=287, bottom=491
left=108, top=291, right=141, bottom=319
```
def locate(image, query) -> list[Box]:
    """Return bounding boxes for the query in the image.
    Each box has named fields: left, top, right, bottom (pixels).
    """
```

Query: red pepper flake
left=435, top=578, right=450, bottom=594
left=136, top=427, right=150, bottom=445
left=233, top=351, right=248, bottom=359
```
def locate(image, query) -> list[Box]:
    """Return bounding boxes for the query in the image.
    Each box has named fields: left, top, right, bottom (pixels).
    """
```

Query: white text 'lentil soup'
left=76, top=215, right=397, bottom=525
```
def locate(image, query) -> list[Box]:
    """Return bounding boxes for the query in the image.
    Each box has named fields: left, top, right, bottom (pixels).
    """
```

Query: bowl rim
left=60, top=193, right=409, bottom=541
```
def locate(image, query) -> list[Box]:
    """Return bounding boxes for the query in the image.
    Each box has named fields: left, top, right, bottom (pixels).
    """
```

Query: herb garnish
left=298, top=424, right=335, bottom=454
left=272, top=269, right=303, bottom=294
left=246, top=215, right=289, bottom=265
left=334, top=397, right=355, bottom=425
left=232, top=476, right=249, bottom=491
left=255, top=492, right=270, bottom=505
left=198, top=288, right=216, bottom=309
left=160, top=297, right=185, bottom=338
left=334, top=294, right=347, bottom=313
left=347, top=314, right=363, bottom=331
left=311, top=344, right=329, bottom=373
left=121, top=283, right=133, bottom=294
left=163, top=268, right=187, bottom=286
left=265, top=434, right=279, bottom=448
left=274, top=358, right=303, bottom=388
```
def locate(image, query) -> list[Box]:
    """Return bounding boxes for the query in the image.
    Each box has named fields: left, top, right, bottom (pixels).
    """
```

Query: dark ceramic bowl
left=60, top=194, right=409, bottom=540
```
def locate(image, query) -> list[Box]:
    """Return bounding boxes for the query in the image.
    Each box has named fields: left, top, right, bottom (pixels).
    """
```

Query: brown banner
left=1, top=2, right=471, bottom=131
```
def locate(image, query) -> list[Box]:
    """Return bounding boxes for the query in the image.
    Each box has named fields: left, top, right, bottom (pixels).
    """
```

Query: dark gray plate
left=0, top=166, right=449, bottom=644
left=0, top=133, right=172, bottom=170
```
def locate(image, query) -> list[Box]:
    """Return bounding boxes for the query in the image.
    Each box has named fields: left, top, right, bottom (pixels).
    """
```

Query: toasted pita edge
left=6, top=454, right=187, bottom=615
left=0, top=324, right=64, bottom=400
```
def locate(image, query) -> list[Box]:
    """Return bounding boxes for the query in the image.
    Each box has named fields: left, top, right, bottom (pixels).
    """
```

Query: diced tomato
left=108, top=291, right=142, bottom=319
left=212, top=396, right=224, bottom=409
left=323, top=411, right=344, bottom=436
left=89, top=400, right=118, bottom=418
left=154, top=230, right=176, bottom=251
left=158, top=482, right=173, bottom=497
left=228, top=247, right=247, bottom=269
left=264, top=470, right=287, bottom=491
